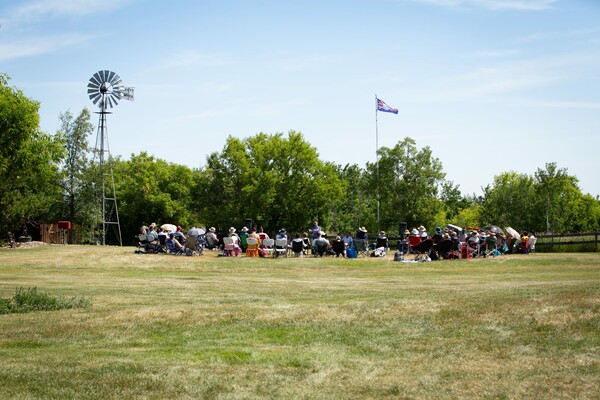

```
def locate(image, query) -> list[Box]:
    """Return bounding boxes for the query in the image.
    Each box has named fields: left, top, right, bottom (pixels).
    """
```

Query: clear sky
left=2, top=0, right=599, bottom=197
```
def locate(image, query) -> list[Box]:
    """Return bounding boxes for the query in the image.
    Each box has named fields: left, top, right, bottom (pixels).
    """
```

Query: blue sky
left=2, top=0, right=599, bottom=197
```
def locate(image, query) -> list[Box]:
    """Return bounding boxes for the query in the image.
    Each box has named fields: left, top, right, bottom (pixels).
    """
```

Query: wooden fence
left=535, top=232, right=599, bottom=252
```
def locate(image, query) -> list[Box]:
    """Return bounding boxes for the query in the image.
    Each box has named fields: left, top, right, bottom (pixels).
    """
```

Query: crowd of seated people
left=136, top=221, right=536, bottom=260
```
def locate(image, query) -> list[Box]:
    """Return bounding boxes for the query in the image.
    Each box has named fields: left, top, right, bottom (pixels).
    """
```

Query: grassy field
left=0, top=246, right=598, bottom=399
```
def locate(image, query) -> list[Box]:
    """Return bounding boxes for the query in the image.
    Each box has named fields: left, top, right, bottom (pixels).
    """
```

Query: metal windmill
left=88, top=70, right=134, bottom=246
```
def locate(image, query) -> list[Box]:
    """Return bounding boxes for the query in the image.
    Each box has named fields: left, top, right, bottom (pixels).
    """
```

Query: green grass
left=1, top=246, right=599, bottom=399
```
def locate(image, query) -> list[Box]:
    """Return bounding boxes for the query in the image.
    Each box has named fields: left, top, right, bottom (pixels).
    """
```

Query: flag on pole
left=376, top=98, right=398, bottom=114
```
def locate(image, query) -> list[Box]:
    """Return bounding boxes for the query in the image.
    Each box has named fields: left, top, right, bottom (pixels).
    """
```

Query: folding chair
left=261, top=238, right=275, bottom=257
left=185, top=235, right=202, bottom=255
left=291, top=239, right=306, bottom=257
left=352, top=239, right=369, bottom=257
left=436, top=239, right=458, bottom=259
left=246, top=237, right=259, bottom=257
left=408, top=236, right=421, bottom=255
left=275, top=238, right=288, bottom=257
left=223, top=237, right=238, bottom=256
left=412, top=239, right=433, bottom=262
left=166, top=238, right=185, bottom=255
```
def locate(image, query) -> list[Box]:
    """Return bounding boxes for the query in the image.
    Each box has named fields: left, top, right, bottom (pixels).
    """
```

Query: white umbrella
left=505, top=227, right=521, bottom=240
left=187, top=227, right=205, bottom=237
left=161, top=224, right=177, bottom=233
left=446, top=224, right=462, bottom=232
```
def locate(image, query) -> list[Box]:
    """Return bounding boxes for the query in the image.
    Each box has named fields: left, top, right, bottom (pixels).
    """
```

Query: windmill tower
left=87, top=70, right=134, bottom=245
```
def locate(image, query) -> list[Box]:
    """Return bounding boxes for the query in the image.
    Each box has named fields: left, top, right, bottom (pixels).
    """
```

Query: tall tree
left=366, top=137, right=446, bottom=232
left=0, top=74, right=64, bottom=235
left=56, top=108, right=96, bottom=239
left=113, top=152, right=196, bottom=243
left=330, top=164, right=376, bottom=235
left=195, top=131, right=343, bottom=234
left=480, top=172, right=536, bottom=230
left=534, top=163, right=586, bottom=233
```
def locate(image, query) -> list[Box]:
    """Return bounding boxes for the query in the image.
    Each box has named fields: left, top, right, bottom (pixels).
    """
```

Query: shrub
left=0, top=287, right=92, bottom=314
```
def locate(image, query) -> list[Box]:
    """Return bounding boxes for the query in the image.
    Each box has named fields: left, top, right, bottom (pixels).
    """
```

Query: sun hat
left=150, top=222, right=157, bottom=227
left=418, top=226, right=426, bottom=232
left=359, top=227, right=367, bottom=232
left=411, top=228, right=419, bottom=235
left=435, top=227, right=442, bottom=233
left=379, top=231, right=386, bottom=236
left=241, top=227, right=248, bottom=232
left=209, top=227, right=216, bottom=232
left=229, top=227, right=236, bottom=233
left=404, top=229, right=410, bottom=235
left=279, top=228, right=286, bottom=233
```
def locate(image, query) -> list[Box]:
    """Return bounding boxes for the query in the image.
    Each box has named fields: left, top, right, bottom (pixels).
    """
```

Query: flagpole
left=375, top=94, right=380, bottom=233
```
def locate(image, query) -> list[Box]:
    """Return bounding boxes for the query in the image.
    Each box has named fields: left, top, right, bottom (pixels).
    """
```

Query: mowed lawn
left=0, top=246, right=598, bottom=399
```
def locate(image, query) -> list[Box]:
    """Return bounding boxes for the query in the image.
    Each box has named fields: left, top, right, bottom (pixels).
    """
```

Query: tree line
left=2, top=74, right=599, bottom=245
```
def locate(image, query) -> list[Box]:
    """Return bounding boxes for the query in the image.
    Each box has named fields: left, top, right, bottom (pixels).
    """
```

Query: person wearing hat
left=467, top=231, right=480, bottom=256
left=274, top=228, right=289, bottom=257
left=356, top=226, right=368, bottom=240
left=206, top=227, right=219, bottom=250
left=432, top=227, right=443, bottom=245
left=239, top=226, right=249, bottom=253
left=419, top=226, right=429, bottom=240
left=275, top=228, right=288, bottom=241
left=225, top=227, right=241, bottom=256
left=172, top=225, right=186, bottom=245
left=376, top=231, right=389, bottom=251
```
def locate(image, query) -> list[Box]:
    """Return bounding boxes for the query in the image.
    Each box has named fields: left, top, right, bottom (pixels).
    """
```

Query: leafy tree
left=480, top=172, right=536, bottom=230
left=366, top=137, right=446, bottom=232
left=329, top=164, right=376, bottom=235
left=56, top=108, right=96, bottom=240
left=113, top=152, right=196, bottom=244
left=195, top=131, right=343, bottom=235
left=0, top=74, right=64, bottom=236
left=534, top=163, right=585, bottom=233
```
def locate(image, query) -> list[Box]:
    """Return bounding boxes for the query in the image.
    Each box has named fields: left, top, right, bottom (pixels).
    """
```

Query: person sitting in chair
left=376, top=231, right=389, bottom=251
left=205, top=227, right=219, bottom=250
left=312, top=231, right=330, bottom=257
left=332, top=236, right=346, bottom=257
left=291, top=233, right=307, bottom=257
left=166, top=232, right=184, bottom=253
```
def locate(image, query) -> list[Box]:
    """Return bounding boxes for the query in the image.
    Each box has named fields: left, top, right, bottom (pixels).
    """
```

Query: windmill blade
left=106, top=70, right=116, bottom=85
left=91, top=72, right=103, bottom=86
left=90, top=93, right=102, bottom=105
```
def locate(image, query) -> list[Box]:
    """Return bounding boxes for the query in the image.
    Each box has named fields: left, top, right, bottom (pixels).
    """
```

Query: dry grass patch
left=0, top=246, right=598, bottom=399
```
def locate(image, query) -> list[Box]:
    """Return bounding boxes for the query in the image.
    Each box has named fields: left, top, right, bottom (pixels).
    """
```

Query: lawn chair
left=275, top=238, right=288, bottom=257
left=185, top=235, right=202, bottom=255
left=223, top=237, right=239, bottom=256
left=352, top=239, right=369, bottom=257
left=246, top=237, right=259, bottom=257
left=291, top=238, right=306, bottom=257
left=436, top=239, right=458, bottom=259
left=166, top=238, right=185, bottom=255
left=408, top=236, right=421, bottom=255
left=313, top=240, right=329, bottom=257
left=412, top=239, right=433, bottom=262
left=261, top=238, right=275, bottom=257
